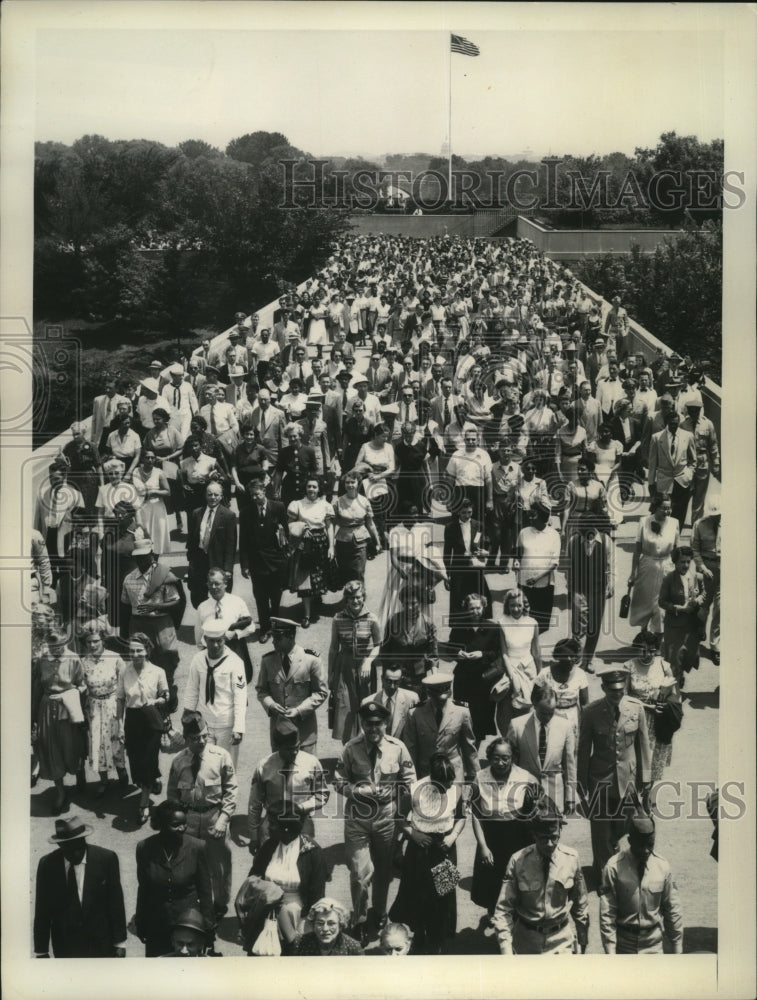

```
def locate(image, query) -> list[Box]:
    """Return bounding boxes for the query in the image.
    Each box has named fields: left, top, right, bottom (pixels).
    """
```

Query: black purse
left=619, top=584, right=632, bottom=619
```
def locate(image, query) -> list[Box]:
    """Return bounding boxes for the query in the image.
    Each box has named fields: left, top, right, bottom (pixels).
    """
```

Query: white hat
left=168, top=363, right=185, bottom=376
left=140, top=377, right=160, bottom=393
left=202, top=620, right=227, bottom=639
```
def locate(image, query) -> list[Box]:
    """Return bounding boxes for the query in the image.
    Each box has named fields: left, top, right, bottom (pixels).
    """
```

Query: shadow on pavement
left=683, top=689, right=719, bottom=711
left=452, top=925, right=497, bottom=954
left=682, top=926, right=718, bottom=953
left=321, top=841, right=346, bottom=880
left=216, top=914, right=243, bottom=947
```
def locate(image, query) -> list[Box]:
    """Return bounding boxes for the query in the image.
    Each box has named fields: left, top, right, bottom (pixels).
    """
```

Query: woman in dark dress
left=341, top=399, right=373, bottom=474
left=390, top=753, right=467, bottom=954
left=448, top=593, right=503, bottom=744
left=135, top=799, right=214, bottom=957
left=442, top=497, right=491, bottom=617
left=393, top=421, right=431, bottom=515
left=470, top=737, right=538, bottom=920
left=61, top=425, right=103, bottom=514
left=274, top=424, right=318, bottom=506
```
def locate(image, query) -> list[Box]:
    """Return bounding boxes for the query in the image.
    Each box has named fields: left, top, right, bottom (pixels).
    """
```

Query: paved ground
left=30, top=422, right=719, bottom=959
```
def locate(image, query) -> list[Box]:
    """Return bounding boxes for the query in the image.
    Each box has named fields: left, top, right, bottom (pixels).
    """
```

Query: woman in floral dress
left=79, top=623, right=129, bottom=796
left=624, top=630, right=680, bottom=782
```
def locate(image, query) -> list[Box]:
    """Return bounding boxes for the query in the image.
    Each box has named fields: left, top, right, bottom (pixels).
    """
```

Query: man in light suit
left=91, top=376, right=130, bottom=453
left=256, top=617, right=328, bottom=752
left=506, top=678, right=576, bottom=814
left=577, top=665, right=651, bottom=882
left=647, top=411, right=696, bottom=530
left=187, top=482, right=238, bottom=607
left=361, top=663, right=419, bottom=743
left=250, top=388, right=286, bottom=462
left=34, top=816, right=127, bottom=958
left=403, top=672, right=479, bottom=787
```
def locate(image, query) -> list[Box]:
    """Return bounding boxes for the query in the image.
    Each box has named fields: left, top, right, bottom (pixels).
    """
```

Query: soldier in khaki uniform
left=492, top=796, right=589, bottom=955
left=256, top=617, right=328, bottom=752
left=600, top=814, right=683, bottom=954
left=577, top=665, right=651, bottom=883
left=167, top=711, right=237, bottom=948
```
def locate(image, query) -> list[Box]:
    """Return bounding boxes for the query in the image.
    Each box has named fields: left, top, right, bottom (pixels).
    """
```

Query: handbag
left=325, top=556, right=341, bottom=593
left=489, top=673, right=512, bottom=703
left=139, top=702, right=168, bottom=732
left=653, top=698, right=683, bottom=743
left=481, top=662, right=505, bottom=685
left=619, top=584, right=632, bottom=619
left=251, top=913, right=282, bottom=957
left=430, top=857, right=461, bottom=897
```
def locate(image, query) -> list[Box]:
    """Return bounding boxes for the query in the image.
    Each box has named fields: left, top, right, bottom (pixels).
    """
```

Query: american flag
left=450, top=33, right=480, bottom=57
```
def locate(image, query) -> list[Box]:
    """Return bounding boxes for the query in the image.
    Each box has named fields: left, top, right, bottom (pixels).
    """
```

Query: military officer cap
left=270, top=616, right=298, bottom=634
left=171, top=907, right=206, bottom=934
left=359, top=701, right=390, bottom=722
left=149, top=359, right=163, bottom=369
left=422, top=671, right=454, bottom=690
left=273, top=717, right=301, bottom=747
left=597, top=664, right=630, bottom=689
left=181, top=709, right=207, bottom=736
left=202, top=620, right=227, bottom=639
left=530, top=794, right=565, bottom=829
left=593, top=337, right=606, bottom=347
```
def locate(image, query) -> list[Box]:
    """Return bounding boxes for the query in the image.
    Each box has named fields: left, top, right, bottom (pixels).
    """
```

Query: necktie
left=542, top=854, right=551, bottom=884
left=367, top=743, right=379, bottom=777
left=210, top=403, right=218, bottom=436
left=435, top=705, right=443, bottom=728
left=405, top=403, right=410, bottom=422
left=386, top=696, right=394, bottom=731
left=299, top=365, right=304, bottom=382
left=174, top=387, right=180, bottom=407
left=67, top=863, right=81, bottom=912
left=538, top=723, right=547, bottom=768
left=614, top=706, right=620, bottom=725
left=282, top=653, right=291, bottom=677
left=201, top=510, right=214, bottom=552
left=190, top=752, right=202, bottom=781
left=258, top=503, right=265, bottom=521
left=443, top=399, right=450, bottom=427
left=205, top=655, right=226, bottom=705
left=214, top=601, right=222, bottom=619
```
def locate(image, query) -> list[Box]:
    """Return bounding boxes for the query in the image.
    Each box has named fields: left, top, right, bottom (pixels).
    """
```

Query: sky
left=32, top=12, right=725, bottom=161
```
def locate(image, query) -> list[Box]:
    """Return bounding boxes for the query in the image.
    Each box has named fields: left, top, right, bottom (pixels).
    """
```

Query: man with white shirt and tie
left=162, top=363, right=199, bottom=439
left=182, top=620, right=247, bottom=767
left=595, top=361, right=626, bottom=424
left=393, top=386, right=418, bottom=441
left=251, top=387, right=286, bottom=462
left=286, top=344, right=313, bottom=386
left=647, top=411, right=697, bottom=530
left=506, top=677, right=576, bottom=814
left=187, top=482, right=238, bottom=608
left=199, top=385, right=239, bottom=461
left=362, top=664, right=419, bottom=743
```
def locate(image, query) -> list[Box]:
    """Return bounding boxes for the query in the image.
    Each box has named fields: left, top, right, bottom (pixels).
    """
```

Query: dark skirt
left=335, top=536, right=368, bottom=586
left=124, top=707, right=162, bottom=786
left=36, top=694, right=87, bottom=781
left=470, top=818, right=534, bottom=913
left=290, top=529, right=329, bottom=598
left=389, top=837, right=457, bottom=954
left=448, top=568, right=491, bottom=618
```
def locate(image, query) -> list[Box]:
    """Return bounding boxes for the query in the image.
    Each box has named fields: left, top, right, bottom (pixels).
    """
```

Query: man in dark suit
left=187, top=481, right=238, bottom=608
left=403, top=672, right=479, bottom=786
left=34, top=816, right=127, bottom=958
left=443, top=498, right=490, bottom=617
left=239, top=476, right=289, bottom=642
left=577, top=665, right=651, bottom=882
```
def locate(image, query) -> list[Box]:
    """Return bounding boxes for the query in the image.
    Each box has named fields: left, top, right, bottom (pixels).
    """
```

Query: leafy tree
left=178, top=139, right=222, bottom=159
left=226, top=131, right=292, bottom=166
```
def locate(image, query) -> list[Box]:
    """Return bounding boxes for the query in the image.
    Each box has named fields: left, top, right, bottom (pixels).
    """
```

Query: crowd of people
left=30, top=233, right=720, bottom=957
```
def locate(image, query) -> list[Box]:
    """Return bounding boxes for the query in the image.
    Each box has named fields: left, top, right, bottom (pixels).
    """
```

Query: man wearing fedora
left=577, top=664, right=651, bottom=884
left=34, top=816, right=127, bottom=958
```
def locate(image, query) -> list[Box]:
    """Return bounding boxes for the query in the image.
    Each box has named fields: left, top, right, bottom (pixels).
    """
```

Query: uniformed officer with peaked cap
left=256, top=617, right=328, bottom=751
left=492, top=795, right=589, bottom=954
left=577, top=664, right=651, bottom=883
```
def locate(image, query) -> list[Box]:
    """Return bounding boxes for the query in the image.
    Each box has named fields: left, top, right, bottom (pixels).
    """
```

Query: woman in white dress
left=307, top=292, right=329, bottom=356
left=132, top=447, right=171, bottom=555
left=495, top=587, right=542, bottom=736
left=627, top=494, right=679, bottom=634
left=354, top=422, right=396, bottom=549
left=586, top=422, right=624, bottom=525
left=624, top=630, right=680, bottom=782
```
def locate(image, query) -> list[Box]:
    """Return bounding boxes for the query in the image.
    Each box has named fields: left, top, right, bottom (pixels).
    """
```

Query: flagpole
left=447, top=35, right=453, bottom=206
